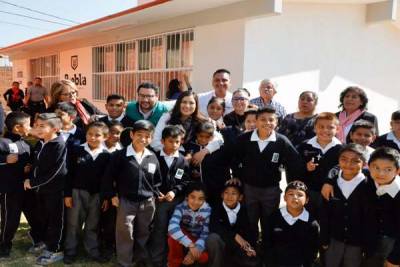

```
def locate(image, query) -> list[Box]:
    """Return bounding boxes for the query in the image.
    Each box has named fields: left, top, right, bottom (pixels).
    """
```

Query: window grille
left=93, top=29, right=193, bottom=101
left=29, top=54, right=60, bottom=90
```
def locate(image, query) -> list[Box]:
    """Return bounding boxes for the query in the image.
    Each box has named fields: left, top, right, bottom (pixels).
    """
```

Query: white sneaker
left=36, top=250, right=63, bottom=265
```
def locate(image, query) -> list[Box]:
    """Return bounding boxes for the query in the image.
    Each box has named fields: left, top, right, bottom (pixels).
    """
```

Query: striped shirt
left=250, top=97, right=287, bottom=120
left=168, top=200, right=211, bottom=252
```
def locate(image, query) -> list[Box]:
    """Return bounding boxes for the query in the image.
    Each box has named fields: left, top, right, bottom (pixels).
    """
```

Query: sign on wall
left=64, top=55, right=87, bottom=88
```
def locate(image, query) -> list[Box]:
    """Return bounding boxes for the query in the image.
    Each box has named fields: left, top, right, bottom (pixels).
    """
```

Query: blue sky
left=0, top=0, right=138, bottom=47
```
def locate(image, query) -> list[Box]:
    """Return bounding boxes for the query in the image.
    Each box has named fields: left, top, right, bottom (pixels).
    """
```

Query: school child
left=148, top=125, right=190, bottom=267
left=104, top=120, right=124, bottom=153
left=54, top=101, right=85, bottom=149
left=232, top=107, right=302, bottom=246
left=363, top=147, right=400, bottom=267
left=320, top=144, right=369, bottom=267
left=372, top=110, right=400, bottom=152
left=264, top=181, right=319, bottom=267
left=99, top=94, right=135, bottom=128
left=207, top=181, right=259, bottom=267
left=63, top=121, right=110, bottom=264
left=167, top=182, right=211, bottom=267
left=243, top=108, right=257, bottom=132
left=349, top=119, right=376, bottom=160
left=24, top=113, right=68, bottom=265
left=102, top=120, right=162, bottom=267
left=297, top=112, right=342, bottom=217
left=184, top=121, right=231, bottom=206
left=207, top=96, right=226, bottom=130
left=0, top=112, right=36, bottom=258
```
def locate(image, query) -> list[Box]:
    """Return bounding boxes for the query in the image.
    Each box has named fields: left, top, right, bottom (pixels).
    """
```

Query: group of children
left=0, top=91, right=399, bottom=267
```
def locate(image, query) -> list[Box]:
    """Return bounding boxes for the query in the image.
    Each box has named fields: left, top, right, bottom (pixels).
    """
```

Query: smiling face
left=130, top=129, right=153, bottom=152
left=34, top=119, right=58, bottom=142
left=259, top=81, right=276, bottom=102
left=105, top=99, right=125, bottom=119
left=343, top=90, right=363, bottom=114
left=244, top=114, right=257, bottom=132
left=222, top=186, right=242, bottom=209
left=350, top=127, right=376, bottom=147
left=187, top=190, right=206, bottom=211
left=369, top=159, right=399, bottom=186
left=284, top=189, right=308, bottom=211
left=207, top=102, right=224, bottom=121
left=314, top=119, right=338, bottom=145
left=298, top=92, right=317, bottom=114
left=137, top=88, right=158, bottom=113
left=86, top=126, right=107, bottom=149
left=339, top=150, right=364, bottom=180
left=180, top=95, right=197, bottom=118
left=14, top=118, right=31, bottom=137
left=59, top=88, right=78, bottom=104
left=232, top=91, right=249, bottom=115
left=106, top=124, right=124, bottom=146
left=256, top=112, right=277, bottom=137
left=212, top=72, right=231, bottom=98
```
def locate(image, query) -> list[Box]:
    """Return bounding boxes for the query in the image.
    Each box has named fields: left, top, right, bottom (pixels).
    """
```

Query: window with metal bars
left=29, top=54, right=60, bottom=90
left=92, top=29, right=194, bottom=101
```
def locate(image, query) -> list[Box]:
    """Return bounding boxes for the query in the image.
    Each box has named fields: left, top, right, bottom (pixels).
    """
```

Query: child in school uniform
left=348, top=119, right=376, bottom=161
left=320, top=144, right=369, bottom=267
left=207, top=181, right=259, bottom=267
left=264, top=181, right=320, bottom=267
left=0, top=112, right=36, bottom=258
left=184, top=121, right=231, bottom=206
left=99, top=94, right=135, bottom=128
left=232, top=107, right=302, bottom=248
left=104, top=120, right=124, bottom=153
left=297, top=112, right=342, bottom=217
left=24, top=113, right=68, bottom=265
left=63, top=121, right=110, bottom=264
left=372, top=110, right=400, bottom=152
left=102, top=120, right=162, bottom=267
left=148, top=125, right=190, bottom=267
left=363, top=147, right=400, bottom=267
left=55, top=101, right=85, bottom=149
left=167, top=182, right=211, bottom=267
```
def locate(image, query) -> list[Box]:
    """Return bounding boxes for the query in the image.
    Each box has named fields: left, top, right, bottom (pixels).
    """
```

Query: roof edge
left=0, top=0, right=170, bottom=53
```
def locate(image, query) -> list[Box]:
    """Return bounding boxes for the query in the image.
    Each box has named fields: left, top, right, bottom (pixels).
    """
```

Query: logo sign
left=71, top=55, right=78, bottom=70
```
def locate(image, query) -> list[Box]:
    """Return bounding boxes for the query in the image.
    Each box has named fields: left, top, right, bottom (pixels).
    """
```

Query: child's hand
left=184, top=153, right=192, bottom=162
left=64, top=197, right=73, bottom=208
left=385, top=260, right=400, bottom=267
left=23, top=179, right=31, bottom=190
left=189, top=245, right=201, bottom=260
left=111, top=196, right=119, bottom=207
left=165, top=191, right=175, bottom=202
left=192, top=149, right=209, bottom=166
left=306, top=159, right=319, bottom=171
left=234, top=234, right=247, bottom=248
left=158, top=192, right=165, bottom=202
left=321, top=184, right=334, bottom=200
left=182, top=252, right=195, bottom=265
left=6, top=154, right=18, bottom=164
left=24, top=164, right=32, bottom=174
left=101, top=200, right=109, bottom=211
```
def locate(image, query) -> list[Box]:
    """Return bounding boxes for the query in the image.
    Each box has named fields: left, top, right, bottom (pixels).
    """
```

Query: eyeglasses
left=60, top=91, right=77, bottom=97
left=139, top=94, right=156, bottom=99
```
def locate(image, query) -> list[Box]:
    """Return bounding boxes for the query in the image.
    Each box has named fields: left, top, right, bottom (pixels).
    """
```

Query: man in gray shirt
left=24, top=77, right=49, bottom=119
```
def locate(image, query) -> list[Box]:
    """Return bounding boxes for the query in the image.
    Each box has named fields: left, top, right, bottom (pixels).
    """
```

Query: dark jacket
left=335, top=111, right=379, bottom=143
left=98, top=115, right=135, bottom=128
left=372, top=133, right=400, bottom=152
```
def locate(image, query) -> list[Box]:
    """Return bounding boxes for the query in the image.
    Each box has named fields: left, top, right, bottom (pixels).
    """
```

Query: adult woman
left=223, top=88, right=251, bottom=131
left=3, top=81, right=24, bottom=111
left=336, top=86, right=378, bottom=143
left=48, top=80, right=103, bottom=129
left=151, top=91, right=223, bottom=161
left=278, top=91, right=318, bottom=146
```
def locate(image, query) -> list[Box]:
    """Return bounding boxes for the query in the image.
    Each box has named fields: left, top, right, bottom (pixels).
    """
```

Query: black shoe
left=90, top=254, right=108, bottom=263
left=63, top=254, right=75, bottom=265
left=0, top=246, right=10, bottom=258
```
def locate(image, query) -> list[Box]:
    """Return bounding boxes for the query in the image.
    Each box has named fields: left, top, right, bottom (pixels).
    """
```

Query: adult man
left=125, top=82, right=170, bottom=126
left=24, top=77, right=49, bottom=117
left=250, top=79, right=286, bottom=121
left=198, top=69, right=233, bottom=116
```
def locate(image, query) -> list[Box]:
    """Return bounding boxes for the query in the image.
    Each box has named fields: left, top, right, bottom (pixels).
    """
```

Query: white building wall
left=11, top=59, right=29, bottom=89
left=192, top=19, right=245, bottom=93
left=243, top=2, right=400, bottom=133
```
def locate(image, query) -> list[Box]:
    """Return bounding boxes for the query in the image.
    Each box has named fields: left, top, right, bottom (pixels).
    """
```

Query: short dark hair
left=339, top=143, right=368, bottom=163
left=285, top=180, right=308, bottom=196
left=137, top=82, right=159, bottom=94
left=391, top=110, right=400, bottom=121
left=108, top=120, right=124, bottom=130
left=34, top=77, right=42, bottom=81
left=131, top=120, right=155, bottom=133
left=339, top=86, right=369, bottom=110
left=185, top=182, right=207, bottom=198
left=106, top=94, right=125, bottom=103
left=222, top=180, right=243, bottom=194
left=55, top=102, right=77, bottom=116
left=5, top=112, right=30, bottom=132
left=207, top=96, right=225, bottom=111
left=299, top=91, right=318, bottom=105
left=213, top=69, right=231, bottom=78
left=349, top=120, right=376, bottom=135
left=369, top=147, right=400, bottom=169
left=233, top=88, right=250, bottom=98
left=256, top=107, right=277, bottom=118
left=87, top=121, right=109, bottom=136
left=244, top=108, right=258, bottom=120
left=162, top=125, right=185, bottom=140
left=12, top=81, right=19, bottom=86
left=36, top=113, right=62, bottom=129
left=195, top=121, right=215, bottom=135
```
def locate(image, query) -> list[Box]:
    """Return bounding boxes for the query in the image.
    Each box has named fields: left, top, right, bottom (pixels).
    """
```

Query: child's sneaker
left=28, top=242, right=46, bottom=255
left=36, top=250, right=63, bottom=265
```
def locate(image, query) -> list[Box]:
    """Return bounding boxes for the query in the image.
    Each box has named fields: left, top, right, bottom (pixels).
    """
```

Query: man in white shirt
left=198, top=69, right=233, bottom=117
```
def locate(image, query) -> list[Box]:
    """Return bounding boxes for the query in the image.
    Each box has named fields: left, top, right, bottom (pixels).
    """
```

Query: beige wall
left=243, top=2, right=400, bottom=133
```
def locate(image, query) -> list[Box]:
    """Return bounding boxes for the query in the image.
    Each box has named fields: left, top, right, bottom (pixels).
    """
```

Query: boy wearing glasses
left=125, top=82, right=170, bottom=126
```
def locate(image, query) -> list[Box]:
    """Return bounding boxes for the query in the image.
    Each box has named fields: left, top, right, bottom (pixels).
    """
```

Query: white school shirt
left=250, top=130, right=277, bottom=152
left=337, top=171, right=366, bottom=199
left=222, top=202, right=241, bottom=225
left=160, top=149, right=180, bottom=168
left=280, top=207, right=309, bottom=226
left=60, top=124, right=77, bottom=142
left=306, top=136, right=342, bottom=154
left=126, top=145, right=153, bottom=164
left=376, top=175, right=400, bottom=198
left=81, top=143, right=106, bottom=161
